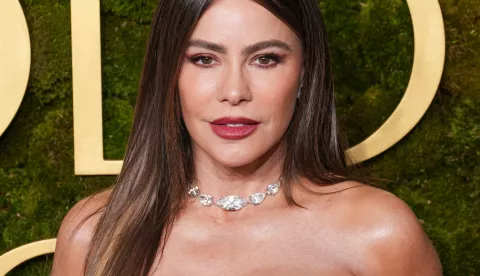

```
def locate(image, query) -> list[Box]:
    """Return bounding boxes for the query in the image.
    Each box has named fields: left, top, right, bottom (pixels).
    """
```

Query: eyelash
left=188, top=52, right=284, bottom=69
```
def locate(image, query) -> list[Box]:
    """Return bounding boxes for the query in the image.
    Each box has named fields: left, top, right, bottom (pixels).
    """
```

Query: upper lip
left=211, top=117, right=260, bottom=125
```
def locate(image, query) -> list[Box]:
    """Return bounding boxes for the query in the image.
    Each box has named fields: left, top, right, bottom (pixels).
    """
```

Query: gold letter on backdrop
left=345, top=0, right=445, bottom=164
left=0, top=0, right=31, bottom=137
left=71, top=0, right=123, bottom=175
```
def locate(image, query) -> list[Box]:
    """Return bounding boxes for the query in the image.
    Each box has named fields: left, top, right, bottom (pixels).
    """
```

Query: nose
left=217, top=63, right=252, bottom=105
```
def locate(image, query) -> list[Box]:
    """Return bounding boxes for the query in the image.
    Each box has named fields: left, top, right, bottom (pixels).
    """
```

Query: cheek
left=256, top=75, right=298, bottom=127
left=251, top=61, right=301, bottom=116
left=178, top=64, right=217, bottom=120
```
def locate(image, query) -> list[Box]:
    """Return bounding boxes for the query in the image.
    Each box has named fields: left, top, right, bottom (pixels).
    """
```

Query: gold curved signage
left=0, top=0, right=30, bottom=137
left=346, top=0, right=445, bottom=164
left=0, top=0, right=445, bottom=274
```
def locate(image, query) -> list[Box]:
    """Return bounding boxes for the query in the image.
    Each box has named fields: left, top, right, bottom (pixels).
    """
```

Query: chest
left=147, top=211, right=354, bottom=276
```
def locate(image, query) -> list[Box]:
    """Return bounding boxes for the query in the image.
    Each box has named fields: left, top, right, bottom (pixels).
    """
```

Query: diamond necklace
left=187, top=176, right=283, bottom=211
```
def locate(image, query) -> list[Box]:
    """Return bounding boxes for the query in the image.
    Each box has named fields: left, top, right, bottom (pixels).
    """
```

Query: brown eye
left=200, top=57, right=213, bottom=65
left=188, top=55, right=217, bottom=68
left=258, top=56, right=271, bottom=65
left=252, top=52, right=284, bottom=69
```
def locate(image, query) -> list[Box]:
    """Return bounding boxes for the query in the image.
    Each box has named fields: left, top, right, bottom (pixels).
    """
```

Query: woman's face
left=178, top=0, right=304, bottom=168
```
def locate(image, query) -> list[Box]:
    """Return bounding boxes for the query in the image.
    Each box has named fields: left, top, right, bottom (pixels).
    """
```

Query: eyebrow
left=187, top=39, right=293, bottom=55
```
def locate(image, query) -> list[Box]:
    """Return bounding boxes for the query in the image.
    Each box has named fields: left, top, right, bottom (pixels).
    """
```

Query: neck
left=188, top=141, right=287, bottom=220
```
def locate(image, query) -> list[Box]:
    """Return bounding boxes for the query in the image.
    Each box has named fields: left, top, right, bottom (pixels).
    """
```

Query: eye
left=251, top=52, right=284, bottom=69
left=188, top=55, right=218, bottom=68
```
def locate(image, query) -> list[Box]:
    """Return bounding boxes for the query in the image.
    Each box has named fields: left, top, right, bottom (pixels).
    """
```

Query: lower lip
left=209, top=123, right=259, bottom=140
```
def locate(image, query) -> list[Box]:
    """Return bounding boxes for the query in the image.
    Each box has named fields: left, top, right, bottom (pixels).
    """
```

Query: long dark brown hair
left=80, top=0, right=374, bottom=275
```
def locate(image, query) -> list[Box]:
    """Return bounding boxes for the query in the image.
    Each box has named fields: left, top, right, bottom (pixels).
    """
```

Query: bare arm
left=50, top=190, right=110, bottom=276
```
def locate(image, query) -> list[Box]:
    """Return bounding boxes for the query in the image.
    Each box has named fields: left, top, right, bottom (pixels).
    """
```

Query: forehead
left=189, top=0, right=299, bottom=47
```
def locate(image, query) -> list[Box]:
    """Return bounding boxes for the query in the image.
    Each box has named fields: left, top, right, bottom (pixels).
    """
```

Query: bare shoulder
left=51, top=188, right=112, bottom=276
left=326, top=181, right=443, bottom=276
left=293, top=179, right=442, bottom=275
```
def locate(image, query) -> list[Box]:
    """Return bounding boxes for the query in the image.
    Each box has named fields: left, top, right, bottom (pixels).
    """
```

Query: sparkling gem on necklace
left=188, top=186, right=199, bottom=197
left=199, top=194, right=214, bottom=206
left=215, top=195, right=247, bottom=211
left=248, top=192, right=266, bottom=205
left=266, top=182, right=280, bottom=195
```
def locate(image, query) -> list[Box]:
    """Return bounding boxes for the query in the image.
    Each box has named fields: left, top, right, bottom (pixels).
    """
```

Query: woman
left=51, top=0, right=442, bottom=275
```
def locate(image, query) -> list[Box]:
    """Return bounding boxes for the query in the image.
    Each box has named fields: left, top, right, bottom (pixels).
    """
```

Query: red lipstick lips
left=209, top=117, right=260, bottom=140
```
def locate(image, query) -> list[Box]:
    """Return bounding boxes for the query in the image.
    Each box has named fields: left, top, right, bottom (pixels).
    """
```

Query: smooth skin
left=51, top=0, right=442, bottom=275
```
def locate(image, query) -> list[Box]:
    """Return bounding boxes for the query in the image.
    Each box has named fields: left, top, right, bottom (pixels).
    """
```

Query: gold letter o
left=0, top=0, right=31, bottom=137
left=346, top=0, right=445, bottom=164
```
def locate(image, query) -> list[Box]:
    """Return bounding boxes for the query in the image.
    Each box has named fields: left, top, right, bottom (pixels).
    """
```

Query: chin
left=209, top=145, right=266, bottom=168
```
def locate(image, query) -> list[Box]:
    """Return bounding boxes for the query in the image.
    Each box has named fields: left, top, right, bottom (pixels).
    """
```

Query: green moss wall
left=0, top=0, right=478, bottom=275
